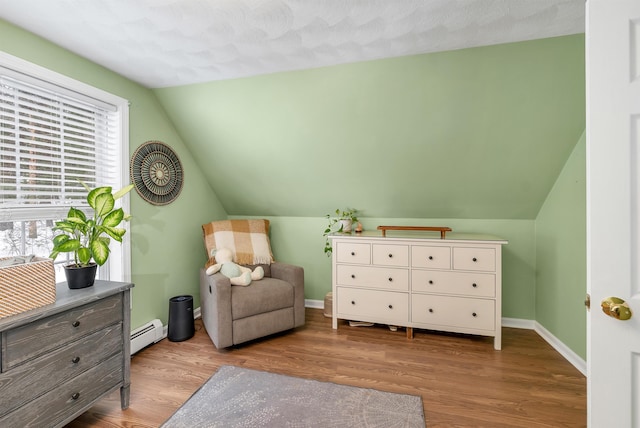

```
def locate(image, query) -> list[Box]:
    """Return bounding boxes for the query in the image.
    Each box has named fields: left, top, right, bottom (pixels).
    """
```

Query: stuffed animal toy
left=205, top=247, right=264, bottom=286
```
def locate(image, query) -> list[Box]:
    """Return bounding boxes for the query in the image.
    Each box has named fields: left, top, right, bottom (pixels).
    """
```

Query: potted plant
left=323, top=208, right=358, bottom=257
left=49, top=182, right=134, bottom=289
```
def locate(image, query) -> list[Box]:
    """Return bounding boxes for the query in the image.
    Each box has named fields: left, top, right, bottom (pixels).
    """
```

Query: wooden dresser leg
left=120, top=384, right=130, bottom=410
left=406, top=327, right=414, bottom=339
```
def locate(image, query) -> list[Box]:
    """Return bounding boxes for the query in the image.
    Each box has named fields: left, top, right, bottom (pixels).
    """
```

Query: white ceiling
left=0, top=0, right=585, bottom=88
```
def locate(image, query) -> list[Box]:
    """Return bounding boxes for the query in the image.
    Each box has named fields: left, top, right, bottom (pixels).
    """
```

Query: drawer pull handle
left=472, top=312, right=477, bottom=317
left=388, top=253, right=393, bottom=258
left=351, top=252, right=355, bottom=256
left=472, top=257, right=478, bottom=262
left=428, top=308, right=434, bottom=313
left=71, top=392, right=80, bottom=400
left=472, top=283, right=477, bottom=288
left=388, top=277, right=393, bottom=282
left=388, top=304, right=393, bottom=309
left=428, top=256, right=433, bottom=260
left=351, top=300, right=356, bottom=305
left=72, top=321, right=80, bottom=328
left=72, top=356, right=80, bottom=364
left=351, top=274, right=355, bottom=279
left=428, top=280, right=434, bottom=284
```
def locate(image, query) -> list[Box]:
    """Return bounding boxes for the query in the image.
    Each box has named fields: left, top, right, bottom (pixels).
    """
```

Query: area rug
left=161, top=365, right=425, bottom=427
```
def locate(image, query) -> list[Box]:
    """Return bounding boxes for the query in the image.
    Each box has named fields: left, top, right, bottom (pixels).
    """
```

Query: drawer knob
left=72, top=320, right=80, bottom=328
left=428, top=256, right=433, bottom=260
left=388, top=253, right=393, bottom=258
left=351, top=300, right=356, bottom=305
left=71, top=392, right=80, bottom=400
left=428, top=280, right=434, bottom=285
left=351, top=252, right=355, bottom=256
left=428, top=308, right=434, bottom=313
left=472, top=283, right=477, bottom=288
left=351, top=274, right=355, bottom=279
left=472, top=257, right=478, bottom=262
left=472, top=312, right=477, bottom=317
left=388, top=277, right=393, bottom=282
left=72, top=356, right=80, bottom=364
left=388, top=304, right=393, bottom=309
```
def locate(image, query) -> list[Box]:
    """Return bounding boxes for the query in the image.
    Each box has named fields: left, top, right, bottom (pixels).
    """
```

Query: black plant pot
left=64, top=263, right=98, bottom=289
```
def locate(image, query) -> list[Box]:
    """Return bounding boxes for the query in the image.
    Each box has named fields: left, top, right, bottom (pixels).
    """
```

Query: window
left=0, top=52, right=130, bottom=283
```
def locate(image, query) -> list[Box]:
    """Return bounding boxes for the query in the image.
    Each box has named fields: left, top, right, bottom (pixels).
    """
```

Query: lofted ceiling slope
left=0, top=1, right=585, bottom=220
left=154, top=34, right=585, bottom=220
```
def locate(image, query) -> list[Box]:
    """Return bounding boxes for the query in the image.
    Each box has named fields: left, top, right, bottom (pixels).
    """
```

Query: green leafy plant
left=323, top=208, right=358, bottom=257
left=49, top=182, right=134, bottom=267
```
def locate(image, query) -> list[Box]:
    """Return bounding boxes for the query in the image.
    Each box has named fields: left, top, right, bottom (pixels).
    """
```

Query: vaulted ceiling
left=0, top=1, right=586, bottom=220
left=153, top=34, right=585, bottom=219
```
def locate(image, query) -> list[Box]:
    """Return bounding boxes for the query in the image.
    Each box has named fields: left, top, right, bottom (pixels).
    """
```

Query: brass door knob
left=601, top=296, right=633, bottom=320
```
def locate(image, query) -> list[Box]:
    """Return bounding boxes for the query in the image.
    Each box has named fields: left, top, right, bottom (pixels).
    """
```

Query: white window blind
left=0, top=72, right=119, bottom=222
left=0, top=52, right=130, bottom=283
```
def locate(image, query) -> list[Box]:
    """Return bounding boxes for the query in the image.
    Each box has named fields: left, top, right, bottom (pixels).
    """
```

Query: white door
left=587, top=0, right=640, bottom=426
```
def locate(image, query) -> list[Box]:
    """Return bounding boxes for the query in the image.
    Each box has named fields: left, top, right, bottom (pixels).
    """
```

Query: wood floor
left=67, top=309, right=586, bottom=428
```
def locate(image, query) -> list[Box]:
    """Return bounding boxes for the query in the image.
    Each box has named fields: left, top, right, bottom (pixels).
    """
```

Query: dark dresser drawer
left=0, top=353, right=123, bottom=428
left=3, top=293, right=122, bottom=370
left=0, top=323, right=123, bottom=417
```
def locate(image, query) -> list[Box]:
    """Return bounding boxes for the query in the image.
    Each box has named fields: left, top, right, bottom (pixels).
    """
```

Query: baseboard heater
left=130, top=319, right=164, bottom=355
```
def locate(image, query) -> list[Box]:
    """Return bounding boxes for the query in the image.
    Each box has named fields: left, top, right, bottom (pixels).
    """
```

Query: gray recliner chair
left=199, top=262, right=305, bottom=349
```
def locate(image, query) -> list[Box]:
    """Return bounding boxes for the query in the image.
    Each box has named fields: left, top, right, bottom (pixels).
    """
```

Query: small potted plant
left=49, top=182, right=134, bottom=289
left=323, top=208, right=358, bottom=257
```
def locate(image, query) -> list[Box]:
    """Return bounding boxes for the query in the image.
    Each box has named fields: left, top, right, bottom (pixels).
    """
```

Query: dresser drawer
left=336, top=287, right=409, bottom=325
left=0, top=352, right=123, bottom=428
left=412, top=294, right=495, bottom=331
left=3, top=293, right=123, bottom=370
left=411, top=270, right=496, bottom=298
left=372, top=244, right=409, bottom=267
left=336, top=242, right=371, bottom=264
left=453, top=247, right=496, bottom=272
left=336, top=265, right=409, bottom=291
left=411, top=245, right=451, bottom=269
left=0, top=323, right=123, bottom=418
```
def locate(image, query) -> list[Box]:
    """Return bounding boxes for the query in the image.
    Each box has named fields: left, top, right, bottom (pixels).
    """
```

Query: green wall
left=155, top=34, right=585, bottom=221
left=535, top=132, right=586, bottom=359
left=0, top=19, right=228, bottom=329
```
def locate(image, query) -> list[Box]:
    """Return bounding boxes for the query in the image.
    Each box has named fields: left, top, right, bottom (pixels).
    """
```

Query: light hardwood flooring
left=67, top=309, right=586, bottom=427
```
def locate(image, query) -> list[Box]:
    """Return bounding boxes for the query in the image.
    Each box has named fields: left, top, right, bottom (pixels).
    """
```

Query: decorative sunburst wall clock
left=130, top=141, right=184, bottom=205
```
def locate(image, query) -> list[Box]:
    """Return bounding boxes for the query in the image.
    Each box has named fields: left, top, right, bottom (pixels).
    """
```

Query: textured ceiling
left=0, top=0, right=584, bottom=88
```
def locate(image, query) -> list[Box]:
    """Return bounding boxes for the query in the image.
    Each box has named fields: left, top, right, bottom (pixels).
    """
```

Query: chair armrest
left=271, top=262, right=305, bottom=327
left=199, top=268, right=233, bottom=348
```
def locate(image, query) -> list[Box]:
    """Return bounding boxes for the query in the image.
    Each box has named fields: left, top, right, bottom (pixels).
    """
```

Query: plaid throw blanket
left=202, top=219, right=274, bottom=266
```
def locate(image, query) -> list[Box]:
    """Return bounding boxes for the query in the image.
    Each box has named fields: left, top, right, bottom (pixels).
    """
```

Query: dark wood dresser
left=0, top=280, right=133, bottom=427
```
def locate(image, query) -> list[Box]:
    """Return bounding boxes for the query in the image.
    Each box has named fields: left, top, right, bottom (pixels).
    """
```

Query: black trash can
left=168, top=295, right=195, bottom=342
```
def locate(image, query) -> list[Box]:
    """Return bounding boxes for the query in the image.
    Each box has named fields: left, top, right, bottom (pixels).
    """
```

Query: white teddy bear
left=205, top=247, right=264, bottom=286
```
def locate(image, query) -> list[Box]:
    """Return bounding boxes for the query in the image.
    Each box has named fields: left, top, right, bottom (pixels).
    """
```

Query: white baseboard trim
left=305, top=299, right=324, bottom=309
left=502, top=317, right=535, bottom=329
left=304, top=300, right=585, bottom=375
left=534, top=322, right=586, bottom=376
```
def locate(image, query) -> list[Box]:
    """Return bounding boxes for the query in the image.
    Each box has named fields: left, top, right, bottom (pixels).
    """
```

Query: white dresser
left=329, top=231, right=507, bottom=349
